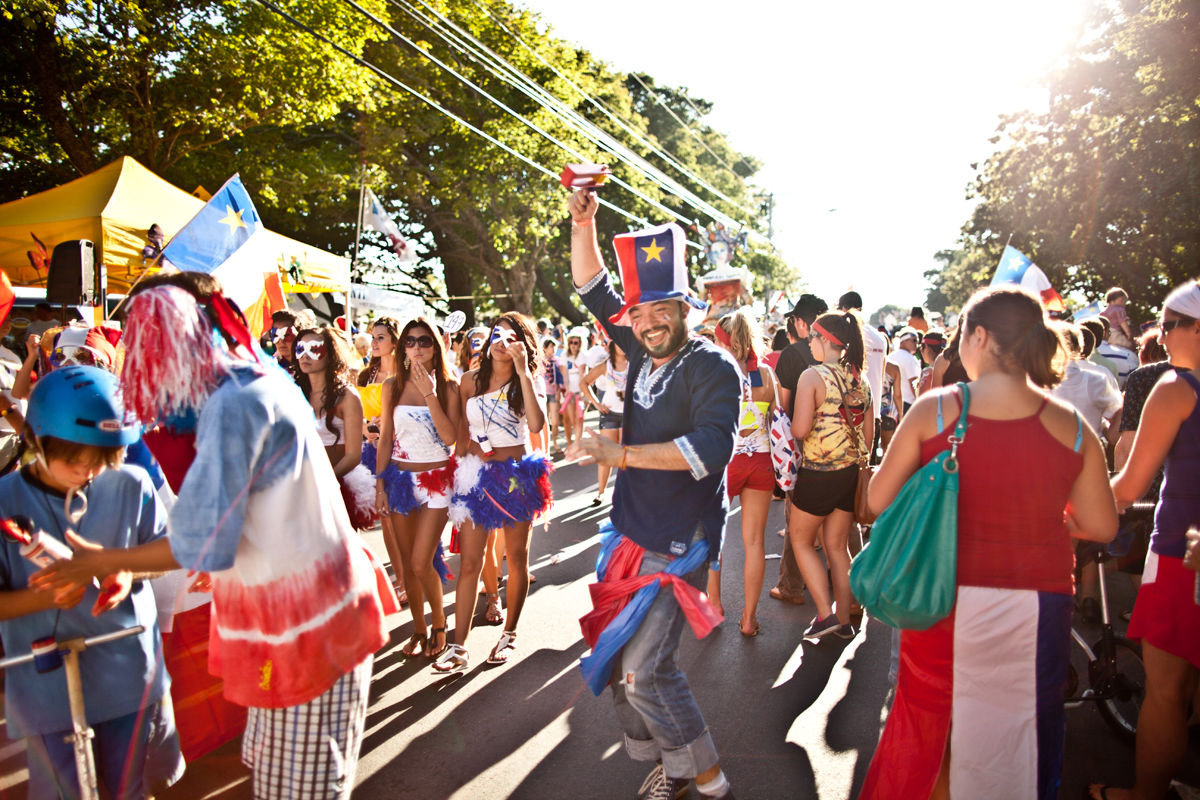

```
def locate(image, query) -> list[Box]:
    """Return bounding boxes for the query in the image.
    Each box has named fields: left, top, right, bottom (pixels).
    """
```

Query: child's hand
left=92, top=571, right=132, bottom=616
left=29, top=530, right=112, bottom=594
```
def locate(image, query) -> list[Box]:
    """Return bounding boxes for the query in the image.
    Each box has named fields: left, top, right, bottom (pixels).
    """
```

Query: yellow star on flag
left=641, top=238, right=665, bottom=263
left=219, top=205, right=247, bottom=231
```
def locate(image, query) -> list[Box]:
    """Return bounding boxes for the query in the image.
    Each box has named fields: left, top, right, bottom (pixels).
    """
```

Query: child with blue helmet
left=0, top=366, right=183, bottom=800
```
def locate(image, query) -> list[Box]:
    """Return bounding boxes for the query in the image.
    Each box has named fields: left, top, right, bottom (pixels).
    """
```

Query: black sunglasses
left=404, top=334, right=436, bottom=348
left=1159, top=318, right=1194, bottom=333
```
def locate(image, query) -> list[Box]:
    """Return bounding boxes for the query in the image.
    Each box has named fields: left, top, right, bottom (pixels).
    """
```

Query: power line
left=676, top=90, right=759, bottom=177
left=431, top=0, right=764, bottom=223
left=249, top=0, right=661, bottom=237
left=629, top=72, right=745, bottom=179
left=339, top=0, right=705, bottom=230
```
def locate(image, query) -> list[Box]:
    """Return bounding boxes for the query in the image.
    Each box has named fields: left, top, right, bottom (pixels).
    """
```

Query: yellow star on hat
left=640, top=238, right=665, bottom=263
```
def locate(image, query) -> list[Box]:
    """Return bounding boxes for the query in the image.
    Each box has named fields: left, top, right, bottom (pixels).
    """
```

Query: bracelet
left=0, top=406, right=9, bottom=419
left=619, top=446, right=629, bottom=471
left=424, top=392, right=435, bottom=399
left=572, top=218, right=594, bottom=228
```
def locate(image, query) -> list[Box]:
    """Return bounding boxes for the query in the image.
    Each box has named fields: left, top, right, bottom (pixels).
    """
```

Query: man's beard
left=637, top=317, right=687, bottom=360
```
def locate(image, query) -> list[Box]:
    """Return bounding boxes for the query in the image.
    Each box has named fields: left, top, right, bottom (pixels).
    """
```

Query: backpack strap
left=1073, top=409, right=1083, bottom=454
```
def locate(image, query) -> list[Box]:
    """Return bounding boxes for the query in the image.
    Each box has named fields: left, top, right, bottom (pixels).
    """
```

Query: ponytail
left=962, top=286, right=1067, bottom=387
left=812, top=310, right=865, bottom=374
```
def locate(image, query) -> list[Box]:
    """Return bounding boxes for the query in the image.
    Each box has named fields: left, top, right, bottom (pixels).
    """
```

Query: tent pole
left=348, top=174, right=366, bottom=334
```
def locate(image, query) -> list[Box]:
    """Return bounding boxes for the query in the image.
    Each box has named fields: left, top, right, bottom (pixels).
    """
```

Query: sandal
left=487, top=630, right=517, bottom=665
left=484, top=592, right=504, bottom=626
left=401, top=631, right=426, bottom=658
left=432, top=643, right=469, bottom=675
left=769, top=587, right=806, bottom=605
left=392, top=579, right=407, bottom=607
left=426, top=626, right=448, bottom=660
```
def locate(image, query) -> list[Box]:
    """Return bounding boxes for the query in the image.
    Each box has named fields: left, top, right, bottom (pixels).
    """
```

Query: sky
left=516, top=0, right=1089, bottom=315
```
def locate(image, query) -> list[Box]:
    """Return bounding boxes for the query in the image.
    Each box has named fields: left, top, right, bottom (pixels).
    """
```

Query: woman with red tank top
left=1087, top=279, right=1200, bottom=800
left=860, top=287, right=1117, bottom=800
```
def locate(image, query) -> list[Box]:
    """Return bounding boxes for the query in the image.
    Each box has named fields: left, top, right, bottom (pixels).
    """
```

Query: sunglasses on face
left=293, top=340, right=326, bottom=359
left=491, top=328, right=520, bottom=347
left=1159, top=318, right=1194, bottom=333
left=404, top=334, right=436, bottom=348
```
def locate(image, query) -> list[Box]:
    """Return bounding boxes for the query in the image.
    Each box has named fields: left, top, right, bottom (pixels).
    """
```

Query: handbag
left=833, top=368, right=875, bottom=526
left=766, top=369, right=799, bottom=492
left=849, top=383, right=969, bottom=630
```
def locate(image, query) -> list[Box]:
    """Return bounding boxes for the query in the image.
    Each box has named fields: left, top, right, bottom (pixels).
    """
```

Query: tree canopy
left=0, top=0, right=786, bottom=324
left=928, top=0, right=1200, bottom=322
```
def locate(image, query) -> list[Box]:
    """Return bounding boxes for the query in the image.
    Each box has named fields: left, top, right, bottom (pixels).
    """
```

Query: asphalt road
left=2, top=442, right=1198, bottom=799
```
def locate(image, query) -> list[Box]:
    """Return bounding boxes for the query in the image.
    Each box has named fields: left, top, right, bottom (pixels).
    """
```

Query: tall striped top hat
left=609, top=222, right=707, bottom=324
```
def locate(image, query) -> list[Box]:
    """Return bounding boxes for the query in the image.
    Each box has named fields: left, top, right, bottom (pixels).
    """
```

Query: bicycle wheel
left=1093, top=636, right=1145, bottom=741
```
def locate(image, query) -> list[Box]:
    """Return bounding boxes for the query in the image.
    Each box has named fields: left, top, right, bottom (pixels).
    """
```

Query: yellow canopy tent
left=0, top=157, right=350, bottom=295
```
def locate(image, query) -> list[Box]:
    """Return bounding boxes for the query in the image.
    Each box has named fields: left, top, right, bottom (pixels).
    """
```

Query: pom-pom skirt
left=448, top=453, right=553, bottom=530
left=339, top=464, right=379, bottom=531
left=380, top=459, right=456, bottom=516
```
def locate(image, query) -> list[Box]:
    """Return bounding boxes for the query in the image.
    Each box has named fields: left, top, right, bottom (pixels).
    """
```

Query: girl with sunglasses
left=358, top=316, right=409, bottom=604
left=375, top=318, right=461, bottom=660
left=435, top=313, right=551, bottom=674
left=294, top=328, right=376, bottom=530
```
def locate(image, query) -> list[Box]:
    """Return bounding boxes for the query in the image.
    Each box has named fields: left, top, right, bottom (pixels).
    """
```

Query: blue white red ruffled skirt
left=380, top=459, right=456, bottom=515
left=448, top=453, right=553, bottom=529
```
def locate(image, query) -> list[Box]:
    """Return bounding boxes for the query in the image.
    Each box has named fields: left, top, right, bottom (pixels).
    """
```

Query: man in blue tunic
left=566, top=189, right=740, bottom=800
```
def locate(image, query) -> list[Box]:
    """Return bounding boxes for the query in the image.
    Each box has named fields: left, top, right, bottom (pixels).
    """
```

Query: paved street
left=3, top=444, right=1199, bottom=799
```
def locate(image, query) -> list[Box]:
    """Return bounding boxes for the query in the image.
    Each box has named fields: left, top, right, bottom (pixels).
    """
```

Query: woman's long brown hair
left=384, top=317, right=457, bottom=423
left=358, top=316, right=401, bottom=387
left=294, top=327, right=357, bottom=438
left=475, top=312, right=539, bottom=417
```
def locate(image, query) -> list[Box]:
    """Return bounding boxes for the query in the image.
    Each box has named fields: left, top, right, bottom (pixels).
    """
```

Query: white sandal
left=487, top=630, right=517, bottom=665
left=432, top=643, right=469, bottom=675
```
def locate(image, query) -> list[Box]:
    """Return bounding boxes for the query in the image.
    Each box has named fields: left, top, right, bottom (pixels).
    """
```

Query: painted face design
left=491, top=327, right=520, bottom=347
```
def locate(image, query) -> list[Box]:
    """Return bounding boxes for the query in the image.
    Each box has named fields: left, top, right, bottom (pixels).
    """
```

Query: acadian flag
left=362, top=188, right=417, bottom=263
left=991, top=245, right=1065, bottom=313
left=159, top=174, right=284, bottom=338
left=609, top=222, right=706, bottom=324
left=0, top=270, right=13, bottom=326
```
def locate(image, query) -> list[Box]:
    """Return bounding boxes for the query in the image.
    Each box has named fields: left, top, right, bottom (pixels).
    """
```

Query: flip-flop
left=769, top=587, right=806, bottom=605
left=1082, top=784, right=1117, bottom=799
left=740, top=623, right=763, bottom=637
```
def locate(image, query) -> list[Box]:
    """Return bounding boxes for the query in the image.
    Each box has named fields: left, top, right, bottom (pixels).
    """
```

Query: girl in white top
left=580, top=340, right=628, bottom=506
left=435, top=313, right=551, bottom=674
left=710, top=309, right=778, bottom=636
left=375, top=317, right=461, bottom=661
left=294, top=328, right=375, bottom=530
left=541, top=337, right=564, bottom=453
left=557, top=327, right=588, bottom=449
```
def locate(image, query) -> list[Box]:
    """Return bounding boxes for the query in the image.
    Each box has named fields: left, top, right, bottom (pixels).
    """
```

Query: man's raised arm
left=569, top=190, right=604, bottom=288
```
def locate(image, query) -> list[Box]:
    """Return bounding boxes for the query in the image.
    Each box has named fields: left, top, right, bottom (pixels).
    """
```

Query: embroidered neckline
left=632, top=339, right=697, bottom=410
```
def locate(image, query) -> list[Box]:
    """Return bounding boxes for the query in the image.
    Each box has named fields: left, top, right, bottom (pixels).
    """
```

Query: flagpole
left=348, top=173, right=366, bottom=333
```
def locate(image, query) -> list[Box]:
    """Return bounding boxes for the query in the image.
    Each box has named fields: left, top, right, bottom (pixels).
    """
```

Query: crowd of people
left=0, top=188, right=1196, bottom=800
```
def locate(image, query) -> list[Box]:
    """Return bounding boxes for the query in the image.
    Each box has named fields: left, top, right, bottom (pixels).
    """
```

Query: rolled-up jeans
left=609, top=531, right=719, bottom=780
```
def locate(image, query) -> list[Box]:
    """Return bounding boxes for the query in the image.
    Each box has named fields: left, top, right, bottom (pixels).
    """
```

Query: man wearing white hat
left=567, top=190, right=740, bottom=800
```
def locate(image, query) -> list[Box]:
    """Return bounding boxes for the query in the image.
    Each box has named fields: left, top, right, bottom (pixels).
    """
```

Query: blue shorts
left=598, top=412, right=623, bottom=431
left=26, top=694, right=184, bottom=800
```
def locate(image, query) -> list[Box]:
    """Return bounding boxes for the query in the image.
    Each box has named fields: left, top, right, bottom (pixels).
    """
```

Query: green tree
left=961, top=0, right=1200, bottom=322
left=924, top=248, right=992, bottom=314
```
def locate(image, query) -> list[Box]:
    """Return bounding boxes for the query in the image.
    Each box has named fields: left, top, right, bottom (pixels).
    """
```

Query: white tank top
left=315, top=413, right=344, bottom=446
left=391, top=405, right=451, bottom=463
left=466, top=387, right=529, bottom=448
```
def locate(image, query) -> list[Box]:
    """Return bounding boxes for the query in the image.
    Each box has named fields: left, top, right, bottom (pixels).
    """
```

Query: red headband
left=812, top=321, right=843, bottom=347
left=715, top=322, right=761, bottom=380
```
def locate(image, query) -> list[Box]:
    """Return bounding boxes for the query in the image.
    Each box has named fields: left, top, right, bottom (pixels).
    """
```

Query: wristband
left=572, top=218, right=594, bottom=229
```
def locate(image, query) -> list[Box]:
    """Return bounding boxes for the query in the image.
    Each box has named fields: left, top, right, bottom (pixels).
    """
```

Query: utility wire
left=628, top=72, right=746, bottom=180
left=338, top=0, right=706, bottom=231
left=676, top=90, right=759, bottom=177
left=250, top=0, right=662, bottom=237
left=423, top=0, right=762, bottom=223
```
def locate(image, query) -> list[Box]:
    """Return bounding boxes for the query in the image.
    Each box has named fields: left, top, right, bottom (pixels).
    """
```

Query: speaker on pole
left=46, top=240, right=95, bottom=306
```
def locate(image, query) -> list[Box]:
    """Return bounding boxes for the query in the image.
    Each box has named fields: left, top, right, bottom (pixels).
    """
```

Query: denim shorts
left=598, top=412, right=623, bottom=431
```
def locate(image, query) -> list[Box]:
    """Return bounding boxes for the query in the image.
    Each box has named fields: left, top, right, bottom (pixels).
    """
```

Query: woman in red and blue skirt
left=434, top=312, right=552, bottom=674
left=375, top=317, right=461, bottom=662
left=862, top=286, right=1117, bottom=800
left=1088, top=279, right=1200, bottom=800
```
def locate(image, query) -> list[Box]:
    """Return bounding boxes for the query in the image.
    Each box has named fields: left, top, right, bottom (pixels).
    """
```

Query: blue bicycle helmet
left=26, top=365, right=141, bottom=447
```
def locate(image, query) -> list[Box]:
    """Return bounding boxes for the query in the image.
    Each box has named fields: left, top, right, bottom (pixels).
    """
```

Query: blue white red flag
left=991, top=245, right=1065, bottom=312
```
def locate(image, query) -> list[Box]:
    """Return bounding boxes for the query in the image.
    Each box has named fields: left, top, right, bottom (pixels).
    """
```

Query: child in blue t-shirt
left=0, top=366, right=183, bottom=800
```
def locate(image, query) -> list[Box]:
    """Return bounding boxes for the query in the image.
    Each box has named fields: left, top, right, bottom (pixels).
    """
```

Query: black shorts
left=791, top=464, right=859, bottom=517
left=598, top=412, right=623, bottom=431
